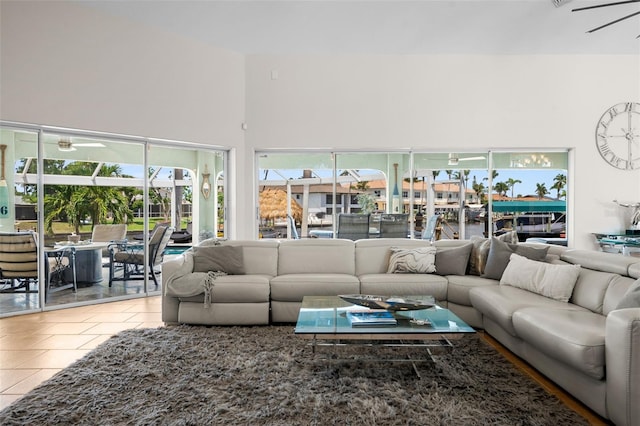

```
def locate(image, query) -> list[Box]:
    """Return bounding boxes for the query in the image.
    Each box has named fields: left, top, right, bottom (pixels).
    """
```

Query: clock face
left=596, top=102, right=640, bottom=170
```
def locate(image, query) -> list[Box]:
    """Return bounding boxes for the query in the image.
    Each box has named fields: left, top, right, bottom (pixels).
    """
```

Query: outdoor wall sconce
left=201, top=165, right=211, bottom=200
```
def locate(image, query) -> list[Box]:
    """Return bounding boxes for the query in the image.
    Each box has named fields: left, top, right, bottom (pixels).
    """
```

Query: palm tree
left=494, top=181, right=509, bottom=198
left=505, top=178, right=522, bottom=199
left=483, top=170, right=499, bottom=183
left=535, top=183, right=549, bottom=200
left=472, top=181, right=487, bottom=204
left=550, top=173, right=566, bottom=199
left=453, top=170, right=471, bottom=188
left=43, top=162, right=134, bottom=235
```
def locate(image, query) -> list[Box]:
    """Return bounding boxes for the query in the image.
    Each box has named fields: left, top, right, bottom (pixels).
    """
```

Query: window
left=256, top=150, right=569, bottom=242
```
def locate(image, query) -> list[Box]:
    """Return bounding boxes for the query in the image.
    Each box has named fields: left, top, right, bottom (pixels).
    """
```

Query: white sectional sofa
left=162, top=237, right=640, bottom=426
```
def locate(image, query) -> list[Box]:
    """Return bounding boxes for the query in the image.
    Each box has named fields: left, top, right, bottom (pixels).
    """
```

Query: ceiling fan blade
left=74, top=143, right=106, bottom=148
left=572, top=0, right=639, bottom=12
left=458, top=156, right=486, bottom=161
left=587, top=10, right=640, bottom=32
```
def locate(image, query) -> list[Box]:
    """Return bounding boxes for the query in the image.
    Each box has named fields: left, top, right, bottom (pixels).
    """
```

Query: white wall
left=0, top=1, right=245, bottom=146
left=245, top=54, right=640, bottom=248
left=0, top=1, right=251, bottom=238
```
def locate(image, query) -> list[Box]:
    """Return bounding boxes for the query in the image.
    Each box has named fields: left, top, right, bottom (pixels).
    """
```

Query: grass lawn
left=15, top=218, right=190, bottom=237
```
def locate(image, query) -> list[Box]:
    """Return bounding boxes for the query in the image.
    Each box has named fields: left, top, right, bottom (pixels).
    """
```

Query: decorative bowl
left=339, top=294, right=435, bottom=311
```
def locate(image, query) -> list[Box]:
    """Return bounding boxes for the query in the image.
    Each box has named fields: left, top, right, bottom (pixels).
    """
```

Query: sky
left=261, top=168, right=566, bottom=199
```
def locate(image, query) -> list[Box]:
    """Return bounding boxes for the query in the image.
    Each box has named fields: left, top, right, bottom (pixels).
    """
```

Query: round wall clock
left=595, top=102, right=640, bottom=170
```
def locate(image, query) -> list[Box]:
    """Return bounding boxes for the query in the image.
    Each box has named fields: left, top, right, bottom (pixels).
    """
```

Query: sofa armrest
left=606, top=308, right=640, bottom=426
left=161, top=256, right=187, bottom=324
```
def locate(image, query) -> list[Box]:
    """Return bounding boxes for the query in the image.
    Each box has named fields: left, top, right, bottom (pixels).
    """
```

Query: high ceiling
left=81, top=0, right=640, bottom=55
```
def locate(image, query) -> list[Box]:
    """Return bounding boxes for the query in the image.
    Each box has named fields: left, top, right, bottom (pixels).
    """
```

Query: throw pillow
left=468, top=236, right=491, bottom=276
left=468, top=231, right=519, bottom=276
left=483, top=237, right=549, bottom=280
left=192, top=245, right=245, bottom=274
left=497, top=230, right=519, bottom=244
left=616, top=278, right=640, bottom=309
left=387, top=246, right=437, bottom=274
left=434, top=243, right=473, bottom=276
left=500, top=253, right=580, bottom=302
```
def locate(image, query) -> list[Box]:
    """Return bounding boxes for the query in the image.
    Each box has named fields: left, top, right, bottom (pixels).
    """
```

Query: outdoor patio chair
left=379, top=213, right=409, bottom=238
left=92, top=224, right=128, bottom=257
left=336, top=213, right=370, bottom=240
left=45, top=246, right=77, bottom=297
left=0, top=231, right=39, bottom=293
left=0, top=231, right=78, bottom=296
left=108, top=225, right=173, bottom=287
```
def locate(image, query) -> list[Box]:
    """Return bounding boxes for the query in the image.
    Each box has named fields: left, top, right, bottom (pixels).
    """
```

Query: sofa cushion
left=387, top=246, right=436, bottom=273
left=359, top=273, right=448, bottom=301
left=500, top=254, right=580, bottom=302
left=469, top=285, right=585, bottom=336
left=483, top=238, right=549, bottom=280
left=628, top=261, right=640, bottom=279
left=571, top=268, right=621, bottom=314
left=278, top=240, right=355, bottom=275
left=434, top=243, right=473, bottom=276
left=270, top=274, right=360, bottom=302
left=512, top=307, right=606, bottom=380
left=616, top=278, right=640, bottom=309
left=221, top=240, right=279, bottom=276
left=192, top=245, right=245, bottom=274
left=176, top=275, right=271, bottom=303
left=560, top=249, right=640, bottom=276
left=446, top=275, right=498, bottom=307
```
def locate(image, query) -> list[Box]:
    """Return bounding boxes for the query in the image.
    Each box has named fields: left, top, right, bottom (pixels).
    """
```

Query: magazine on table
left=346, top=309, right=397, bottom=327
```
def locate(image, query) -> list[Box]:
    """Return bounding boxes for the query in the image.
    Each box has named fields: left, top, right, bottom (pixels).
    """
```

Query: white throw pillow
left=500, top=253, right=580, bottom=302
left=387, top=246, right=437, bottom=274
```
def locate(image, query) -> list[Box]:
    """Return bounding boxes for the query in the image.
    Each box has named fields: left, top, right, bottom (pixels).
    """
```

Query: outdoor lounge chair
left=336, top=213, right=370, bottom=240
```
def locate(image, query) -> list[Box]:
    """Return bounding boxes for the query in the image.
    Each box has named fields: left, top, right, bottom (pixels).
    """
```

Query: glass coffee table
left=294, top=295, right=475, bottom=376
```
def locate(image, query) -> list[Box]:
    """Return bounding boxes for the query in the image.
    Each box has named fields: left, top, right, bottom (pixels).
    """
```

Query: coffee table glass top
left=294, top=295, right=474, bottom=335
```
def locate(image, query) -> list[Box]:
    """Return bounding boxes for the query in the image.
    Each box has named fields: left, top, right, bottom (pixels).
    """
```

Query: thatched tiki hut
left=259, top=188, right=303, bottom=224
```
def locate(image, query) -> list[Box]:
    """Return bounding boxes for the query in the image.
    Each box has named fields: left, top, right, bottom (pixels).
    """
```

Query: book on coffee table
left=346, top=310, right=397, bottom=327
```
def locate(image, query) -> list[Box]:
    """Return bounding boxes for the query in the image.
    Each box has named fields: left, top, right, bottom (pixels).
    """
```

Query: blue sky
left=468, top=169, right=565, bottom=198
left=261, top=168, right=566, bottom=199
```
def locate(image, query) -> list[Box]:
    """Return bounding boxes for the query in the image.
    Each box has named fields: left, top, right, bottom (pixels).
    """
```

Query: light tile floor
left=0, top=296, right=163, bottom=410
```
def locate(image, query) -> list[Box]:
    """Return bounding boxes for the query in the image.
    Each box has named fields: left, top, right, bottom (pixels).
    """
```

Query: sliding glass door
left=0, top=123, right=227, bottom=317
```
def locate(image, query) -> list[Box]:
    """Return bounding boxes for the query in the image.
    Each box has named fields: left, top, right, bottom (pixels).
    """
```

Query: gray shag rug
left=0, top=325, right=589, bottom=425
